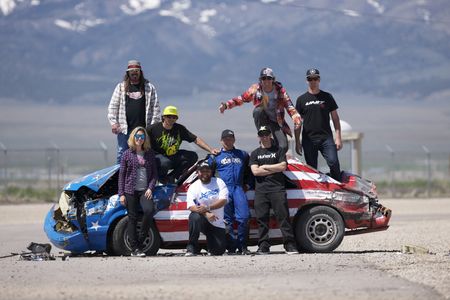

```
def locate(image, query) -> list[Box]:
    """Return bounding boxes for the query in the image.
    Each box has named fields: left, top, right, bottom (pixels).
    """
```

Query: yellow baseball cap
left=162, top=105, right=178, bottom=117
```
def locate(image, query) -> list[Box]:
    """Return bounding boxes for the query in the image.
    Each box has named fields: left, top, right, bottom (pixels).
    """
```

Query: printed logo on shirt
left=305, top=100, right=325, bottom=106
left=257, top=153, right=276, bottom=160
left=157, top=131, right=181, bottom=156
left=127, top=91, right=143, bottom=100
left=199, top=188, right=219, bottom=201
left=220, top=157, right=242, bottom=165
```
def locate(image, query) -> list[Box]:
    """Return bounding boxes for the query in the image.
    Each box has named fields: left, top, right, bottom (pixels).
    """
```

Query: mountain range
left=1, top=0, right=450, bottom=106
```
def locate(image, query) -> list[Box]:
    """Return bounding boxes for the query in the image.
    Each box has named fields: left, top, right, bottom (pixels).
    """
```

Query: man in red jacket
left=219, top=67, right=301, bottom=153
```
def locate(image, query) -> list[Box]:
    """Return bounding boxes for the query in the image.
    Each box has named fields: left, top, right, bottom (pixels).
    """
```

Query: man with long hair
left=108, top=60, right=161, bottom=164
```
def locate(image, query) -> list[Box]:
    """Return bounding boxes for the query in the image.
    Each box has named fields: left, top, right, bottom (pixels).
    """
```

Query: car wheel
left=112, top=216, right=161, bottom=256
left=295, top=206, right=345, bottom=253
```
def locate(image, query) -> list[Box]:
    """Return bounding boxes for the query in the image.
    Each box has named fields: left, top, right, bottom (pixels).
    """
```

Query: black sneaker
left=238, top=248, right=252, bottom=255
left=131, top=249, right=146, bottom=257
left=256, top=244, right=270, bottom=255
left=185, top=245, right=196, bottom=257
left=284, top=243, right=298, bottom=255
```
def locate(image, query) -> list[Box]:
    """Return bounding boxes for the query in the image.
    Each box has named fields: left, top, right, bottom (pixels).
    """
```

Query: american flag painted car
left=44, top=157, right=391, bottom=255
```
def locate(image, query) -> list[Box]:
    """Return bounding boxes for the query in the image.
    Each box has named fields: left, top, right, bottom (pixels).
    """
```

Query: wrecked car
left=44, top=158, right=391, bottom=255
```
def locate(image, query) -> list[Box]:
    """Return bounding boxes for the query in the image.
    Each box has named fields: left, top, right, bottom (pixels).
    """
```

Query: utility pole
left=385, top=145, right=395, bottom=197
left=0, top=142, right=7, bottom=201
left=100, top=141, right=108, bottom=167
left=422, top=146, right=431, bottom=198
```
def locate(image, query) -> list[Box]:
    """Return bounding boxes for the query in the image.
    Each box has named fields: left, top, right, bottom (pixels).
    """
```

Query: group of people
left=108, top=60, right=343, bottom=257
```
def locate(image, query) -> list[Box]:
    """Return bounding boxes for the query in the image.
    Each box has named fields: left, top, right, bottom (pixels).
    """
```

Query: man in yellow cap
left=147, top=106, right=219, bottom=183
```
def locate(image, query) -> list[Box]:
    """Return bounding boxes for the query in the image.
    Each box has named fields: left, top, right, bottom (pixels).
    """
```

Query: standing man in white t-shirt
left=185, top=161, right=229, bottom=256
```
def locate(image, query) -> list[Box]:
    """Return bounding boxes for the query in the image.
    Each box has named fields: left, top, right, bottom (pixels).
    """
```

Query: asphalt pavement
left=0, top=199, right=449, bottom=300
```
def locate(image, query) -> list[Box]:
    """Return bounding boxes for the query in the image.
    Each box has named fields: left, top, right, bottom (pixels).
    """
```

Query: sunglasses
left=307, top=77, right=320, bottom=82
left=165, top=115, right=178, bottom=119
left=260, top=76, right=274, bottom=81
left=258, top=132, right=271, bottom=137
left=134, top=133, right=146, bottom=140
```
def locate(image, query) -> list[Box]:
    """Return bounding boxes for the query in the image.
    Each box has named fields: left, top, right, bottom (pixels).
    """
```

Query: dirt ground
left=0, top=198, right=449, bottom=300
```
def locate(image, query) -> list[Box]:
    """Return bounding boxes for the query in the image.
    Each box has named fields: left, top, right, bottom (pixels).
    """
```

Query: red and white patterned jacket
left=223, top=81, right=301, bottom=137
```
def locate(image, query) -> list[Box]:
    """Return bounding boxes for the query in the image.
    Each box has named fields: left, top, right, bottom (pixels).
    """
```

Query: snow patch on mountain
left=199, top=9, right=216, bottom=23
left=54, top=18, right=105, bottom=32
left=342, top=9, right=360, bottom=17
left=0, top=0, right=39, bottom=16
left=0, top=0, right=16, bottom=16
left=367, top=0, right=385, bottom=14
left=417, top=8, right=431, bottom=22
left=120, top=0, right=161, bottom=15
left=159, top=0, right=191, bottom=24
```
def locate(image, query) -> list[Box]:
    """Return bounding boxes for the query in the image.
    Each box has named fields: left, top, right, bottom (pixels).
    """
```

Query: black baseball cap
left=260, top=67, right=275, bottom=79
left=197, top=161, right=211, bottom=170
left=257, top=126, right=271, bottom=136
left=306, top=68, right=320, bottom=78
left=221, top=129, right=235, bottom=139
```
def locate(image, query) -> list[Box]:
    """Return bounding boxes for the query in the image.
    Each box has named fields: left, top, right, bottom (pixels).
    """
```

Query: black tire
left=111, top=216, right=161, bottom=256
left=295, top=206, right=345, bottom=253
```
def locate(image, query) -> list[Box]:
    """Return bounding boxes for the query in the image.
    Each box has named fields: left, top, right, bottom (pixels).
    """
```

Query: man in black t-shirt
left=249, top=126, right=297, bottom=255
left=294, top=68, right=342, bottom=181
left=147, top=106, right=219, bottom=183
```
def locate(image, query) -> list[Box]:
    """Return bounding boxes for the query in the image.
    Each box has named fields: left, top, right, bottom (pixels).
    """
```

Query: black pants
left=253, top=106, right=288, bottom=153
left=254, top=191, right=295, bottom=247
left=187, top=212, right=226, bottom=255
left=155, top=150, right=198, bottom=181
left=125, top=191, right=155, bottom=250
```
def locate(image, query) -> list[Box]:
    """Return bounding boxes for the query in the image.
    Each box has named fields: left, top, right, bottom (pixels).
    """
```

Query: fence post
left=100, top=141, right=108, bottom=167
left=385, top=145, right=395, bottom=197
left=46, top=147, right=52, bottom=190
left=422, top=146, right=431, bottom=198
left=51, top=143, right=61, bottom=202
left=0, top=142, right=7, bottom=201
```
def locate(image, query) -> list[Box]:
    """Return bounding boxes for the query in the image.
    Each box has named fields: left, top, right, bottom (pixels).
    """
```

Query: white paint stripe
left=287, top=189, right=333, bottom=200
left=160, top=229, right=284, bottom=242
left=284, top=170, right=340, bottom=184
left=155, top=190, right=333, bottom=221
left=160, top=231, right=206, bottom=241
left=248, top=208, right=299, bottom=218
left=155, top=210, right=190, bottom=220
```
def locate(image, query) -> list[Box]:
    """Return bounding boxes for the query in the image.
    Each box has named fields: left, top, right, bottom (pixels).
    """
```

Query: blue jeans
left=224, top=185, right=250, bottom=252
left=302, top=135, right=341, bottom=181
left=116, top=133, right=129, bottom=164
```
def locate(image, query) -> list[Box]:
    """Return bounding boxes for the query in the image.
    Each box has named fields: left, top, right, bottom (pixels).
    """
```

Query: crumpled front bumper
left=345, top=204, right=392, bottom=236
left=43, top=205, right=91, bottom=253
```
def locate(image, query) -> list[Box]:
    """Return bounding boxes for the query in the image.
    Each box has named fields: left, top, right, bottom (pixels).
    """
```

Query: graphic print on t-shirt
left=127, top=91, right=143, bottom=100
left=157, top=131, right=181, bottom=156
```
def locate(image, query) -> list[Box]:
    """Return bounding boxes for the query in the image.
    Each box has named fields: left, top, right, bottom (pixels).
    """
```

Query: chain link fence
left=0, top=142, right=112, bottom=202
left=0, top=141, right=449, bottom=202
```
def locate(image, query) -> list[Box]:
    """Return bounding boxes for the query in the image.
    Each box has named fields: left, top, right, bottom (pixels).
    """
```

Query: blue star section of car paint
left=64, top=165, right=120, bottom=192
left=90, top=220, right=100, bottom=231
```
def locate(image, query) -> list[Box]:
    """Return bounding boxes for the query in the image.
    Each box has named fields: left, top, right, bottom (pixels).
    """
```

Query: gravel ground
left=0, top=198, right=449, bottom=300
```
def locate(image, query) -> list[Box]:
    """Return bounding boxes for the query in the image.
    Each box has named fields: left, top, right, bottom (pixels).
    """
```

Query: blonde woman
left=118, top=126, right=158, bottom=257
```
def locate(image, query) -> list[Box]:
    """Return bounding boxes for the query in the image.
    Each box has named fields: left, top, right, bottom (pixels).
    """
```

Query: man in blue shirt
left=210, top=130, right=251, bottom=255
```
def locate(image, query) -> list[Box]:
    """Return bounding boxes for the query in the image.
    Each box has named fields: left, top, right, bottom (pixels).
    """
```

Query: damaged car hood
left=64, top=165, right=119, bottom=192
